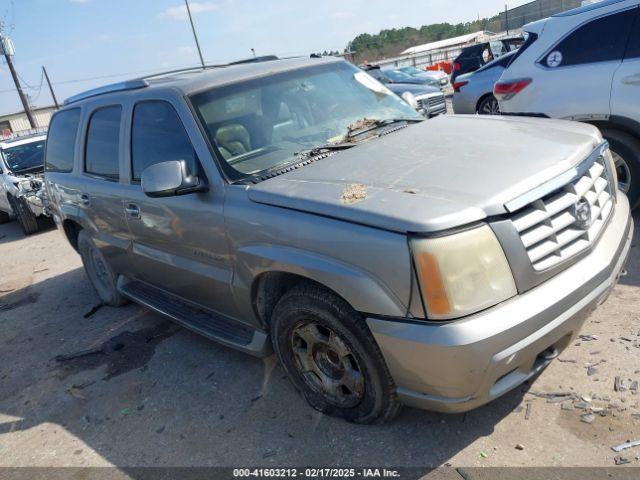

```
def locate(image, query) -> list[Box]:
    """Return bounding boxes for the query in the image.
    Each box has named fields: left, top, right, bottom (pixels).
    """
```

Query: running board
left=118, top=279, right=271, bottom=357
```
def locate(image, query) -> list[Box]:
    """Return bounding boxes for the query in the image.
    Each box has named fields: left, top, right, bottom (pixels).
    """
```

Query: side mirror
left=141, top=160, right=207, bottom=198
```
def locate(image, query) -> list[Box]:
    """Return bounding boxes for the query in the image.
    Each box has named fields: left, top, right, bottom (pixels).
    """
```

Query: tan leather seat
left=215, top=124, right=251, bottom=160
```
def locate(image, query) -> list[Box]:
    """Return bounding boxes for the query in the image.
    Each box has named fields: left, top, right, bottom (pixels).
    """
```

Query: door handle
left=80, top=193, right=91, bottom=206
left=125, top=203, right=140, bottom=219
left=622, top=73, right=640, bottom=86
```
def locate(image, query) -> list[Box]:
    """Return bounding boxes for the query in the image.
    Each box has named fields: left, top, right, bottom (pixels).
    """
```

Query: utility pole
left=1, top=35, right=36, bottom=128
left=42, top=66, right=59, bottom=109
left=184, top=0, right=205, bottom=68
left=505, top=4, right=510, bottom=35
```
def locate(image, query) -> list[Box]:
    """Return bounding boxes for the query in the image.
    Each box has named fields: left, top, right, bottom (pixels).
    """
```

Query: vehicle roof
left=64, top=56, right=344, bottom=106
left=553, top=0, right=634, bottom=17
left=0, top=134, right=47, bottom=149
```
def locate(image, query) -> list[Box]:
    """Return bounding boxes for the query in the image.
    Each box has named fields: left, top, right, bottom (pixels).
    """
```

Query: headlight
left=411, top=225, right=517, bottom=320
left=401, top=91, right=419, bottom=109
left=603, top=148, right=618, bottom=198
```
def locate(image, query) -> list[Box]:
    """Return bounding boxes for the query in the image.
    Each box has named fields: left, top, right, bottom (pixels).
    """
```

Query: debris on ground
left=615, top=376, right=628, bottom=392
left=515, top=444, right=524, bottom=450
left=611, top=439, right=640, bottom=453
left=55, top=346, right=105, bottom=362
left=558, top=358, right=577, bottom=363
left=587, top=366, right=598, bottom=376
left=525, top=402, right=532, bottom=420
left=479, top=451, right=488, bottom=458
left=580, top=413, right=595, bottom=424
left=614, top=456, right=631, bottom=465
left=579, top=334, right=598, bottom=341
left=341, top=183, right=367, bottom=204
left=83, top=303, right=104, bottom=319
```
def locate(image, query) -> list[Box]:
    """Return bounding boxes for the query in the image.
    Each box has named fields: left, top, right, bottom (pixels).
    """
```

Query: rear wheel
left=601, top=129, right=640, bottom=209
left=78, top=230, right=127, bottom=307
left=270, top=284, right=401, bottom=424
left=477, top=94, right=501, bottom=115
left=8, top=196, right=39, bottom=235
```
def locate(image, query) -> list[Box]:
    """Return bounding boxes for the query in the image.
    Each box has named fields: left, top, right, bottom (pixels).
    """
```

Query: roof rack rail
left=64, top=79, right=149, bottom=106
left=63, top=55, right=286, bottom=106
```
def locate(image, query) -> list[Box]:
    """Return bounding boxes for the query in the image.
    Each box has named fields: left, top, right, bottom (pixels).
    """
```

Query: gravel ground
left=0, top=216, right=639, bottom=470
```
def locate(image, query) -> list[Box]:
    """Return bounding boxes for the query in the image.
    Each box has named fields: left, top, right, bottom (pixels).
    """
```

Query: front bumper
left=367, top=194, right=633, bottom=413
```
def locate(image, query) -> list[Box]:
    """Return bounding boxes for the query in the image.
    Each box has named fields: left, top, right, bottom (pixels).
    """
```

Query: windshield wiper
left=345, top=117, right=424, bottom=139
left=294, top=142, right=356, bottom=159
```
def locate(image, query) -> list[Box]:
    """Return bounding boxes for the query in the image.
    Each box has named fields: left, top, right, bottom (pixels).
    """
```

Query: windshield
left=382, top=69, right=416, bottom=83
left=191, top=61, right=421, bottom=180
left=1, top=139, right=46, bottom=173
left=399, top=67, right=423, bottom=75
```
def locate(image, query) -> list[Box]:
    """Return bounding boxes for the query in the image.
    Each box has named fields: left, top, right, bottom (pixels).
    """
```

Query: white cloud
left=159, top=2, right=219, bottom=21
left=332, top=11, right=355, bottom=20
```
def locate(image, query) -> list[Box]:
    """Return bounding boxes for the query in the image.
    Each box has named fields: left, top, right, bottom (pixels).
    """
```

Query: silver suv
left=45, top=57, right=632, bottom=423
left=497, top=0, right=640, bottom=207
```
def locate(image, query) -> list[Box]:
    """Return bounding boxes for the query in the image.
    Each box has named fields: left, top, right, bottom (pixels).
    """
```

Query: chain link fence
left=499, top=0, right=583, bottom=31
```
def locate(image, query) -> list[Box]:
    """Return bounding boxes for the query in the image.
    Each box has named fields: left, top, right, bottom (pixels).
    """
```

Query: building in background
left=0, top=105, right=55, bottom=138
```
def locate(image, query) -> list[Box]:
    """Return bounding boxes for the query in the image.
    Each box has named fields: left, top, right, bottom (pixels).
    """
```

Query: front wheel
left=601, top=129, right=640, bottom=209
left=477, top=94, right=501, bottom=115
left=270, top=284, right=401, bottom=424
left=8, top=196, right=39, bottom=235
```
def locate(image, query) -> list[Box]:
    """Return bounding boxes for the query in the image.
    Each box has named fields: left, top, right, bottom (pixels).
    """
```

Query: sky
left=0, top=0, right=512, bottom=115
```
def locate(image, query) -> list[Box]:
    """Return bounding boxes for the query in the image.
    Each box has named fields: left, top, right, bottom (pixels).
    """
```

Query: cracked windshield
left=191, top=62, right=422, bottom=177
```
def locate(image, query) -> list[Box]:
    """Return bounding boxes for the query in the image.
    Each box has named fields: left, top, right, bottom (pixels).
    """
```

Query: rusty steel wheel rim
left=290, top=321, right=365, bottom=408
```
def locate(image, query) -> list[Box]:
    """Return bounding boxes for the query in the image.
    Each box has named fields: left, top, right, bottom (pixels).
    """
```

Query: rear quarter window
left=45, top=108, right=81, bottom=173
left=84, top=106, right=122, bottom=180
left=542, top=9, right=636, bottom=67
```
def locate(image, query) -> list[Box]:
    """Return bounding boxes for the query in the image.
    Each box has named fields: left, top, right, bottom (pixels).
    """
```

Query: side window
left=45, top=108, right=81, bottom=173
left=85, top=106, right=122, bottom=180
left=131, top=101, right=198, bottom=182
left=543, top=9, right=636, bottom=67
left=624, top=10, right=640, bottom=59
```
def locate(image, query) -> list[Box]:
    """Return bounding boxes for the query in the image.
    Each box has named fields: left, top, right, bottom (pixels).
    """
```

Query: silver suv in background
left=497, top=0, right=640, bottom=207
left=45, top=57, right=631, bottom=423
left=0, top=133, right=49, bottom=234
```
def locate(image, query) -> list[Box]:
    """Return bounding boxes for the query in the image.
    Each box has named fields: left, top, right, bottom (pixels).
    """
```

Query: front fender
left=233, top=244, right=409, bottom=321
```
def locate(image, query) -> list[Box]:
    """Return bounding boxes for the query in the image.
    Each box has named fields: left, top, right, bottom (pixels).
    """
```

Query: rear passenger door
left=80, top=104, right=133, bottom=275
left=611, top=7, right=640, bottom=123
left=121, top=99, right=236, bottom=317
left=535, top=7, right=636, bottom=119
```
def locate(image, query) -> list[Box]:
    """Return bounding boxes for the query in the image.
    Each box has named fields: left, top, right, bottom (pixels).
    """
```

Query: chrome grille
left=417, top=94, right=446, bottom=116
left=511, top=152, right=615, bottom=272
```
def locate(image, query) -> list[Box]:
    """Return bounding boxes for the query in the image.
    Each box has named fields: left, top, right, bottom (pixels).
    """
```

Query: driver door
left=121, top=99, right=237, bottom=317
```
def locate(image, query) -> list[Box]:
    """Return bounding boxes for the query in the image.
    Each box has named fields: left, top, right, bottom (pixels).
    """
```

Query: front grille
left=511, top=152, right=615, bottom=272
left=417, top=94, right=447, bottom=116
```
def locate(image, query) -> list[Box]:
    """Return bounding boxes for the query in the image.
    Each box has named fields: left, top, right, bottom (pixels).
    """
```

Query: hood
left=387, top=83, right=440, bottom=96
left=248, top=115, right=602, bottom=233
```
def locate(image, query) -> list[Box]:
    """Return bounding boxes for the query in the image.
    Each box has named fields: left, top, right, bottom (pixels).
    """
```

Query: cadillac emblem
left=573, top=198, right=592, bottom=230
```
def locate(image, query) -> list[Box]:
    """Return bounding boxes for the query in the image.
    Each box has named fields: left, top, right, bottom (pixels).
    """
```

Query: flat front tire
left=270, top=284, right=401, bottom=424
left=78, top=230, right=127, bottom=307
left=601, top=129, right=640, bottom=209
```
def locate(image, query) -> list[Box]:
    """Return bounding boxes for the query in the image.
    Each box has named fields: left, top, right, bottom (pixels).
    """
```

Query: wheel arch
left=62, top=218, right=83, bottom=251
left=584, top=116, right=640, bottom=142
left=236, top=245, right=409, bottom=329
left=475, top=92, right=496, bottom=113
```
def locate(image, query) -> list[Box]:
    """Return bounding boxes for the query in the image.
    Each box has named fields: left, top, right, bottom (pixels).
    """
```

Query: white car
left=0, top=134, right=48, bottom=234
left=496, top=0, right=640, bottom=207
